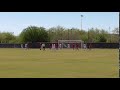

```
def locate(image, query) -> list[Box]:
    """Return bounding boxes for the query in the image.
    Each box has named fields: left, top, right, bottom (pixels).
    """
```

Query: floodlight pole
left=49, top=30, right=50, bottom=42
left=109, top=27, right=111, bottom=43
left=81, top=15, right=83, bottom=30
left=88, top=28, right=90, bottom=49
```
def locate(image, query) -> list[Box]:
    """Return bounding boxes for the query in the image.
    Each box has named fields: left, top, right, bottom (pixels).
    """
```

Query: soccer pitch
left=0, top=48, right=119, bottom=78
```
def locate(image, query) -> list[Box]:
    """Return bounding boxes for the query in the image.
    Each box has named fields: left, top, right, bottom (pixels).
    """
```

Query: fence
left=0, top=43, right=119, bottom=48
left=87, top=43, right=119, bottom=48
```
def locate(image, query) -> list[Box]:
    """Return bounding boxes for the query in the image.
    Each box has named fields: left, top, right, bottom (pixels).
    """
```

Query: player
left=25, top=43, right=28, bottom=50
left=56, top=43, right=58, bottom=50
left=72, top=43, right=75, bottom=50
left=49, top=43, right=52, bottom=49
left=76, top=43, right=79, bottom=50
left=42, top=43, right=45, bottom=50
left=40, top=43, right=42, bottom=50
left=59, top=43, right=62, bottom=49
left=21, top=44, right=23, bottom=48
left=68, top=43, right=70, bottom=48
left=83, top=43, right=87, bottom=49
left=89, top=43, right=92, bottom=50
left=52, top=44, right=55, bottom=50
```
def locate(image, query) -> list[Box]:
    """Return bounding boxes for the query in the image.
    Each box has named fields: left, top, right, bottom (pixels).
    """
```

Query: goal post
left=58, top=40, right=84, bottom=49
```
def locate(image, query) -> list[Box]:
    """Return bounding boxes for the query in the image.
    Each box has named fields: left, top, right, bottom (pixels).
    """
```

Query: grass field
left=0, top=48, right=119, bottom=78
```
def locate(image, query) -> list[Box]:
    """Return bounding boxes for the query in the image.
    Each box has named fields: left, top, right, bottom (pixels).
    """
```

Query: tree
left=98, top=34, right=107, bottom=42
left=1, top=26, right=117, bottom=44
left=0, top=32, right=15, bottom=43
left=20, top=26, right=48, bottom=43
left=9, top=36, right=21, bottom=44
left=112, top=28, right=119, bottom=34
left=48, top=26, right=65, bottom=42
left=110, top=27, right=119, bottom=43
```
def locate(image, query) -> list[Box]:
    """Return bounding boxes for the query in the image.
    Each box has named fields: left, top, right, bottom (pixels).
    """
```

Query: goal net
left=58, top=40, right=84, bottom=49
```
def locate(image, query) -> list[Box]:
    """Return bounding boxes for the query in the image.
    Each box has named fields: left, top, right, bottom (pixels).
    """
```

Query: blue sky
left=0, top=12, right=119, bottom=35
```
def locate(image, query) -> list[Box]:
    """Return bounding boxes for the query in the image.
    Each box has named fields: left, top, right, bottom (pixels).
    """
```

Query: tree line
left=0, top=26, right=119, bottom=44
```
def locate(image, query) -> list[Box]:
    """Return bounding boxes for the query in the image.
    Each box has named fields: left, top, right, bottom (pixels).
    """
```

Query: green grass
left=0, top=48, right=119, bottom=78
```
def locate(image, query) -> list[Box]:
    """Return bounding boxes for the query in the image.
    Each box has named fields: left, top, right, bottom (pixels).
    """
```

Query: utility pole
left=68, top=29, right=70, bottom=40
